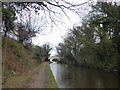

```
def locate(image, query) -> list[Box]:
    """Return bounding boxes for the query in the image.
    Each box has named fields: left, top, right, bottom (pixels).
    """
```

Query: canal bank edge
left=47, top=63, right=59, bottom=88
left=3, top=62, right=59, bottom=88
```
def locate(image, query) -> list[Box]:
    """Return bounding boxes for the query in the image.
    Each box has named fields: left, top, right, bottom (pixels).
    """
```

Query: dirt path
left=24, top=62, right=49, bottom=88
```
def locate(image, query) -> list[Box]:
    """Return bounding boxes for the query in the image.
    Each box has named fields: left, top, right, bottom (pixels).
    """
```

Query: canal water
left=50, top=62, right=118, bottom=88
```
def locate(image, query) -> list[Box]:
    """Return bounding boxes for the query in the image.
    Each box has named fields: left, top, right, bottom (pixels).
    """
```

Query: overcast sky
left=32, top=0, right=95, bottom=56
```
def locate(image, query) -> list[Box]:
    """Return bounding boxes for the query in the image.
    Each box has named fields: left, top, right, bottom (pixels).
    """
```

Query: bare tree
left=4, top=0, right=93, bottom=28
left=13, top=10, right=47, bottom=44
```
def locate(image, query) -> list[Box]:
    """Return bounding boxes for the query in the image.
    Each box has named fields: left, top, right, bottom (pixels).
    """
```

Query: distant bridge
left=49, top=55, right=62, bottom=62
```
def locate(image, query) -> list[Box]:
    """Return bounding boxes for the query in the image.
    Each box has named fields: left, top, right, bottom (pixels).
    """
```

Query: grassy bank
left=2, top=37, right=38, bottom=83
left=2, top=37, right=58, bottom=88
left=4, top=62, right=59, bottom=88
left=3, top=63, right=44, bottom=88
left=47, top=63, right=59, bottom=88
left=2, top=36, right=46, bottom=87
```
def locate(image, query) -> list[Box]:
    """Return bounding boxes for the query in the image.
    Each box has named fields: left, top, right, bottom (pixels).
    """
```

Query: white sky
left=32, top=0, right=94, bottom=56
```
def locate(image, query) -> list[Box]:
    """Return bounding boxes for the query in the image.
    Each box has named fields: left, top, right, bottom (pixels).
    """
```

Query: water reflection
left=50, top=63, right=118, bottom=88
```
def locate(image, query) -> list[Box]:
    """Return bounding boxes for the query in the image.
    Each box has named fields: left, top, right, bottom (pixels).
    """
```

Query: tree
left=89, top=2, right=120, bottom=71
left=2, top=2, right=16, bottom=36
left=56, top=27, right=85, bottom=64
left=42, top=43, right=52, bottom=61
left=90, top=2, right=120, bottom=50
left=33, top=46, right=43, bottom=64
left=12, top=10, right=47, bottom=44
left=57, top=1, right=119, bottom=71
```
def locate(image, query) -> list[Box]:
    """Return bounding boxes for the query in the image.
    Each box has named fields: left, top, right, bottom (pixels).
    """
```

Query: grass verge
left=3, top=63, right=44, bottom=88
left=47, top=63, right=59, bottom=88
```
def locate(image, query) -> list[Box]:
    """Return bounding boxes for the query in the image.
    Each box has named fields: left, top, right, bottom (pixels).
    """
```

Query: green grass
left=4, top=62, right=59, bottom=88
left=4, top=63, right=43, bottom=88
left=47, top=64, right=59, bottom=88
left=7, top=38, right=29, bottom=61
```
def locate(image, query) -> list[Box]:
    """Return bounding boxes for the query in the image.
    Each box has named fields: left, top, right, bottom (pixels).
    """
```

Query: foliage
left=57, top=2, right=119, bottom=72
left=14, top=22, right=36, bottom=44
left=2, top=2, right=16, bottom=36
left=42, top=43, right=52, bottom=61
left=33, top=46, right=44, bottom=64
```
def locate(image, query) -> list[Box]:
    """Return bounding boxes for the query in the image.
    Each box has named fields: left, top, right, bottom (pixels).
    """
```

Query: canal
left=50, top=62, right=118, bottom=88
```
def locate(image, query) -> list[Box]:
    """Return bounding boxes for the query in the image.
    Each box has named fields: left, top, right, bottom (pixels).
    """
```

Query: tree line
left=56, top=2, right=120, bottom=72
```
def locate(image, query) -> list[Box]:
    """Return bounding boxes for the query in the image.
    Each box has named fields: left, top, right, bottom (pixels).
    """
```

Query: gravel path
left=24, top=62, right=49, bottom=88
